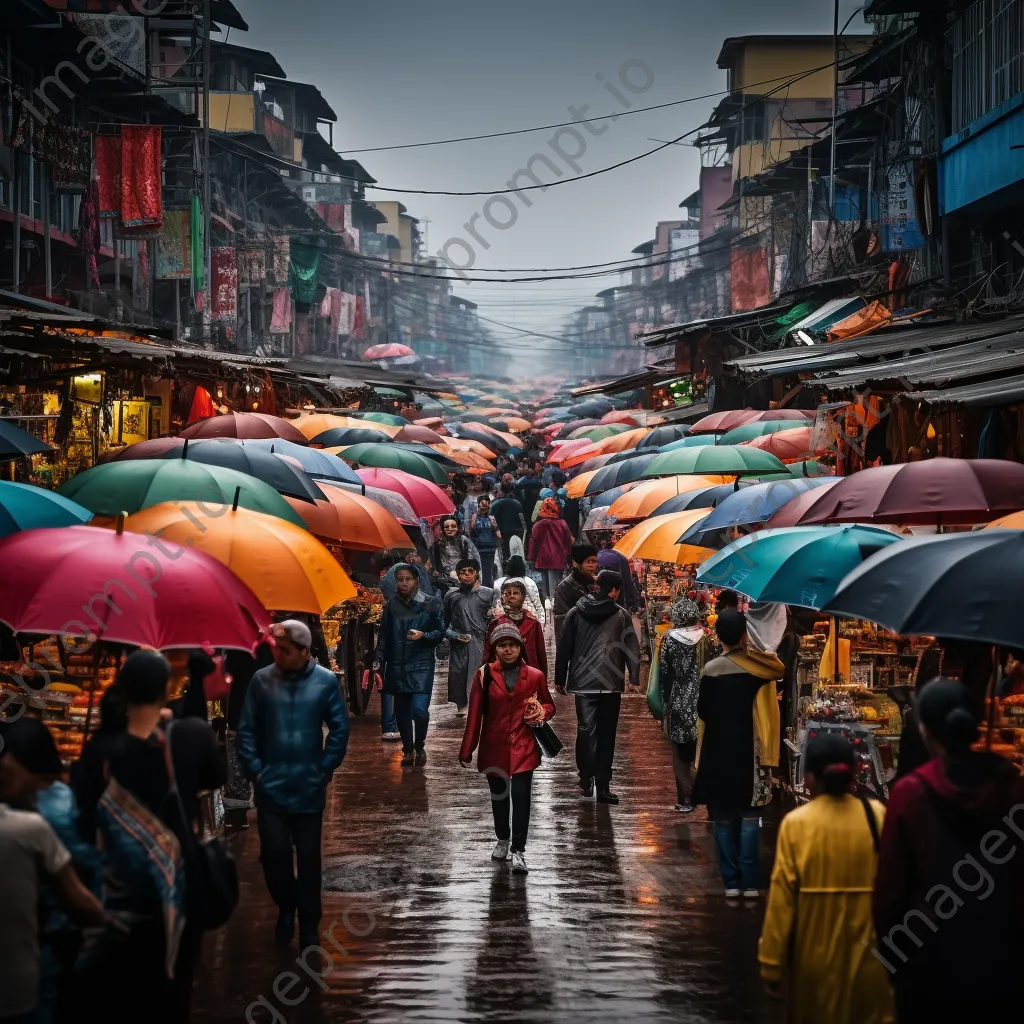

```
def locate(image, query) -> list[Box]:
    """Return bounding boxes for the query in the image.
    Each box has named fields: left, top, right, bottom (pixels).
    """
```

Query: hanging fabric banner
left=272, top=236, right=291, bottom=285
left=238, top=248, right=267, bottom=284
left=289, top=241, right=320, bottom=305
left=121, top=125, right=163, bottom=229
left=190, top=194, right=204, bottom=289
left=95, top=135, right=122, bottom=218
left=337, top=292, right=355, bottom=336
left=211, top=247, right=238, bottom=324
left=270, top=287, right=292, bottom=334
left=156, top=209, right=192, bottom=280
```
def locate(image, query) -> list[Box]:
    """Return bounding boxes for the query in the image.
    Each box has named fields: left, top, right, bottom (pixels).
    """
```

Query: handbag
left=165, top=722, right=239, bottom=930
left=646, top=640, right=664, bottom=720
left=532, top=720, right=563, bottom=758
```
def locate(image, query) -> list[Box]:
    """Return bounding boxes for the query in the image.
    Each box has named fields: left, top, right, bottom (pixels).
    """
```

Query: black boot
left=275, top=909, right=295, bottom=945
left=597, top=786, right=619, bottom=805
left=580, top=777, right=594, bottom=797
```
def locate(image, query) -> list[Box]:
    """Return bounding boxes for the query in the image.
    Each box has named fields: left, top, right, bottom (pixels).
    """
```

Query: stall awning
left=908, top=374, right=1024, bottom=409
left=640, top=304, right=792, bottom=347
left=655, top=401, right=710, bottom=424
left=571, top=363, right=677, bottom=397
left=787, top=297, right=867, bottom=338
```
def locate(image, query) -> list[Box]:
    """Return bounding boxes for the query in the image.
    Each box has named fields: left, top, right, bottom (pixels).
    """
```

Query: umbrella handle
left=232, top=486, right=241, bottom=512
left=116, top=513, right=126, bottom=535
left=182, top=438, right=189, bottom=459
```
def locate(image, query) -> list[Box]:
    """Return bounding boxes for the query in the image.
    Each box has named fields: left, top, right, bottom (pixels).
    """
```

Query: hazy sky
left=237, top=0, right=867, bottom=352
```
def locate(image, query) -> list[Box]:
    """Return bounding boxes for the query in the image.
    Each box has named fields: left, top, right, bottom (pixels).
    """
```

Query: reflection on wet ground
left=193, top=670, right=779, bottom=1023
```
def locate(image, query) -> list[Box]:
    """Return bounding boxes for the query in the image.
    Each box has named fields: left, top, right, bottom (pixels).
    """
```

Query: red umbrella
left=601, top=411, right=642, bottom=426
left=363, top=344, right=415, bottom=360
left=395, top=425, right=445, bottom=444
left=745, top=426, right=820, bottom=463
left=689, top=409, right=813, bottom=435
left=355, top=467, right=454, bottom=519
left=0, top=525, right=270, bottom=651
left=767, top=479, right=843, bottom=527
left=180, top=412, right=308, bottom=445
left=795, top=458, right=1024, bottom=526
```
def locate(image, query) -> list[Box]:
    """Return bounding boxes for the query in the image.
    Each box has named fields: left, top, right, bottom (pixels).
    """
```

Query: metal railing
left=950, top=0, right=1024, bottom=133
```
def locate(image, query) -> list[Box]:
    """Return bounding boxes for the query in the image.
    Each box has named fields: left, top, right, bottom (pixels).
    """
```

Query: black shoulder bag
left=165, top=721, right=239, bottom=930
left=480, top=666, right=563, bottom=759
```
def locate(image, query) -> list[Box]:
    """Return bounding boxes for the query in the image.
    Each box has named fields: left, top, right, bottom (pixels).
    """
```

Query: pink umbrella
left=689, top=409, right=813, bottom=435
left=363, top=344, right=415, bottom=360
left=395, top=425, right=445, bottom=444
left=0, top=525, right=270, bottom=651
left=180, top=412, right=308, bottom=445
left=767, top=479, right=843, bottom=528
left=355, top=467, right=454, bottom=519
left=601, top=411, right=642, bottom=426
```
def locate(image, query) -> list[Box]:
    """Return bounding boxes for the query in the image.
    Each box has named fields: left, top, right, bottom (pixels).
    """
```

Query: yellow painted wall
left=202, top=91, right=256, bottom=133
left=398, top=215, right=415, bottom=264
left=731, top=40, right=869, bottom=97
left=373, top=201, right=403, bottom=241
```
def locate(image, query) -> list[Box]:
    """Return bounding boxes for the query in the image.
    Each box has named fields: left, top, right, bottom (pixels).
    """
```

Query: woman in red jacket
left=481, top=579, right=548, bottom=676
left=459, top=622, right=555, bottom=875
left=529, top=498, right=573, bottom=601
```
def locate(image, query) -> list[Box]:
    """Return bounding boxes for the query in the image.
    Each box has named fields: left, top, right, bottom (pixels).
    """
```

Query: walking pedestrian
left=758, top=734, right=893, bottom=1024
left=430, top=515, right=480, bottom=592
left=443, top=559, right=494, bottom=716
left=491, top=481, right=527, bottom=561
left=873, top=678, right=1024, bottom=1022
left=236, top=621, right=350, bottom=949
left=374, top=563, right=446, bottom=766
left=597, top=548, right=640, bottom=613
left=553, top=542, right=599, bottom=644
left=483, top=579, right=547, bottom=675
left=73, top=650, right=224, bottom=1023
left=529, top=496, right=573, bottom=601
left=555, top=570, right=640, bottom=804
left=658, top=598, right=714, bottom=813
left=492, top=554, right=545, bottom=622
left=468, top=494, right=500, bottom=586
left=692, top=610, right=784, bottom=898
left=459, top=623, right=555, bottom=875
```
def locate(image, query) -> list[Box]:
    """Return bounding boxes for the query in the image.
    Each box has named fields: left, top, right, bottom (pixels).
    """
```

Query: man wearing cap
left=443, top=559, right=494, bottom=716
left=236, top=619, right=350, bottom=948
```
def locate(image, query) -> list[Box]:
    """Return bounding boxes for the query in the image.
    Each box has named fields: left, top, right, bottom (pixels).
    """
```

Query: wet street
left=193, top=660, right=779, bottom=1024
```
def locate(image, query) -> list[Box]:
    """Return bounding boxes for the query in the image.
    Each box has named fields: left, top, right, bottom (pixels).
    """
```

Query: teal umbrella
left=719, top=420, right=810, bottom=445
left=642, top=445, right=788, bottom=479
left=361, top=412, right=410, bottom=427
left=656, top=436, right=719, bottom=453
left=0, top=480, right=93, bottom=538
left=58, top=461, right=307, bottom=527
left=696, top=525, right=901, bottom=609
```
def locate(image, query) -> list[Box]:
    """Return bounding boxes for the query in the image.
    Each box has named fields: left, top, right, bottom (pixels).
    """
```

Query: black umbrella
left=444, top=425, right=511, bottom=453
left=605, top=448, right=656, bottom=466
left=554, top=418, right=601, bottom=440
left=569, top=400, right=614, bottom=417
left=169, top=439, right=326, bottom=503
left=823, top=530, right=1024, bottom=648
left=0, top=420, right=53, bottom=461
left=636, top=425, right=692, bottom=448
left=312, top=427, right=394, bottom=447
left=585, top=453, right=660, bottom=495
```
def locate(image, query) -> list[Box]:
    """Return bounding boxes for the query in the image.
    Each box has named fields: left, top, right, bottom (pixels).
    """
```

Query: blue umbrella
left=241, top=438, right=362, bottom=485
left=656, top=435, right=719, bottom=453
left=0, top=421, right=53, bottom=460
left=0, top=480, right=93, bottom=538
left=591, top=484, right=636, bottom=508
left=650, top=484, right=739, bottom=517
left=697, top=525, right=901, bottom=609
left=679, top=478, right=837, bottom=546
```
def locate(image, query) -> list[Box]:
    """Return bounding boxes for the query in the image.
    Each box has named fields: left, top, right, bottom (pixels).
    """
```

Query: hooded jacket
left=528, top=515, right=573, bottom=570
left=374, top=586, right=446, bottom=695
left=235, top=659, right=350, bottom=814
left=873, top=754, right=1024, bottom=1001
left=553, top=568, right=594, bottom=644
left=554, top=594, right=640, bottom=694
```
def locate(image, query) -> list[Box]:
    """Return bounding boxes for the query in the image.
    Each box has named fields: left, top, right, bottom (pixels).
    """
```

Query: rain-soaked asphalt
left=192, top=648, right=780, bottom=1024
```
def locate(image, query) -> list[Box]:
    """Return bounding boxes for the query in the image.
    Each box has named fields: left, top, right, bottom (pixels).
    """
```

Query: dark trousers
left=478, top=549, right=496, bottom=587
left=486, top=770, right=534, bottom=852
left=256, top=808, right=324, bottom=933
left=394, top=692, right=431, bottom=751
left=574, top=693, right=621, bottom=787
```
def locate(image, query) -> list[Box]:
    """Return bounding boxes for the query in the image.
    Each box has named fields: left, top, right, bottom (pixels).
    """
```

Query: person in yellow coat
left=758, top=734, right=894, bottom=1024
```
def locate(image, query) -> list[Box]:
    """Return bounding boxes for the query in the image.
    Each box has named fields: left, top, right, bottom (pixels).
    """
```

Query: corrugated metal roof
left=788, top=297, right=867, bottom=334
left=571, top=363, right=677, bottom=396
left=908, top=374, right=1024, bottom=408
left=641, top=304, right=792, bottom=347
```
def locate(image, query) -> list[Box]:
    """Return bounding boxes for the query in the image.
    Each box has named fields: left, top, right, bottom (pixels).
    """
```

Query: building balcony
left=202, top=91, right=299, bottom=163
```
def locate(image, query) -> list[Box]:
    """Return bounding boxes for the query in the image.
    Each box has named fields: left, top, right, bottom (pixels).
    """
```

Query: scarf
left=728, top=649, right=785, bottom=768
left=538, top=497, right=561, bottom=519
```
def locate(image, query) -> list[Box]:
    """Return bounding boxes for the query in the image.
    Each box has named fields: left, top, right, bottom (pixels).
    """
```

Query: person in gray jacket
left=554, top=570, right=640, bottom=804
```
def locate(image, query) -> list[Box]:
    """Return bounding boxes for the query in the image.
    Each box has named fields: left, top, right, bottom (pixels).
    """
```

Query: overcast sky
left=237, top=0, right=867, bottom=355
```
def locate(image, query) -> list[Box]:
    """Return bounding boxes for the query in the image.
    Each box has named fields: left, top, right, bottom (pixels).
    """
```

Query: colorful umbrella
left=547, top=439, right=593, bottom=465
left=656, top=436, right=720, bottom=452
left=719, top=420, right=810, bottom=445
left=689, top=409, right=813, bottom=435
left=430, top=446, right=493, bottom=473
left=446, top=425, right=512, bottom=453
left=361, top=412, right=410, bottom=427
left=642, top=446, right=788, bottom=479
left=601, top=411, right=642, bottom=426
left=823, top=531, right=1024, bottom=647
left=635, top=425, right=692, bottom=448
left=59, top=460, right=307, bottom=527
left=106, top=437, right=184, bottom=461
left=332, top=444, right=451, bottom=486
left=650, top=484, right=741, bottom=517
left=124, top=503, right=355, bottom=614
left=289, top=483, right=415, bottom=548
left=591, top=482, right=639, bottom=508
left=766, top=479, right=843, bottom=528
left=439, top=437, right=497, bottom=460
left=568, top=424, right=632, bottom=442
left=180, top=412, right=308, bottom=444
left=553, top=418, right=602, bottom=439
left=414, top=417, right=445, bottom=429
left=697, top=526, right=901, bottom=610
left=608, top=476, right=731, bottom=519
left=363, top=343, right=415, bottom=359
left=584, top=454, right=660, bottom=494
left=744, top=426, right=820, bottom=463
left=565, top=470, right=600, bottom=499
left=355, top=467, right=455, bottom=518
left=794, top=458, right=1024, bottom=526
left=293, top=414, right=400, bottom=440
left=0, top=420, right=53, bottom=460
left=0, top=480, right=93, bottom=538
left=239, top=438, right=363, bottom=484
left=312, top=427, right=395, bottom=448
left=561, top=428, right=653, bottom=470
left=396, top=425, right=445, bottom=445
left=0, top=525, right=269, bottom=650
left=614, top=509, right=716, bottom=565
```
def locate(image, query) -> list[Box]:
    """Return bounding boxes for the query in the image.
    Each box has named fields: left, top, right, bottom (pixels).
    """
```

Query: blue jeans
left=712, top=810, right=761, bottom=890
left=394, top=692, right=431, bottom=751
left=381, top=693, right=398, bottom=735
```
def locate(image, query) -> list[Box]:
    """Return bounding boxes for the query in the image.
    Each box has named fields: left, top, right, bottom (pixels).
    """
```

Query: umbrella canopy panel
left=180, top=412, right=308, bottom=444
left=0, top=480, right=93, bottom=538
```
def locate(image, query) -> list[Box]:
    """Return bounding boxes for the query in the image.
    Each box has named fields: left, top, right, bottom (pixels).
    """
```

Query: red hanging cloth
left=121, top=125, right=163, bottom=229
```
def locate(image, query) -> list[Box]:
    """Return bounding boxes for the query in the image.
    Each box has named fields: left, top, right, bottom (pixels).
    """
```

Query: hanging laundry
left=211, top=247, right=238, bottom=324
left=95, top=135, right=122, bottom=218
left=289, top=241, right=320, bottom=305
left=121, top=125, right=163, bottom=229
left=238, top=247, right=266, bottom=284
left=187, top=385, right=215, bottom=425
left=350, top=295, right=367, bottom=339
left=321, top=288, right=342, bottom=339
left=270, top=287, right=292, bottom=334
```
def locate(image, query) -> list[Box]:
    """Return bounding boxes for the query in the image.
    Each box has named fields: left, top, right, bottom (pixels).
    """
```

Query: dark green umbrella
left=642, top=445, right=788, bottom=479
left=585, top=454, right=659, bottom=494
left=635, top=425, right=692, bottom=448
left=0, top=421, right=53, bottom=460
left=335, top=443, right=451, bottom=486
left=360, top=412, right=410, bottom=426
left=58, top=460, right=307, bottom=527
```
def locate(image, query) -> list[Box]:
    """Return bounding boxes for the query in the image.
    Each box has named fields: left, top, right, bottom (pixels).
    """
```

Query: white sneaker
left=724, top=888, right=741, bottom=898
left=455, top=707, right=467, bottom=717
left=381, top=732, right=402, bottom=742
left=742, top=889, right=760, bottom=899
left=491, top=839, right=510, bottom=861
left=511, top=851, right=529, bottom=874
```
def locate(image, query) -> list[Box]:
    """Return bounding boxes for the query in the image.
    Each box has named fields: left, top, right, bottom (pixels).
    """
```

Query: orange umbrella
left=985, top=511, right=1024, bottom=529
left=502, top=416, right=533, bottom=433
left=601, top=411, right=642, bottom=426
left=561, top=428, right=653, bottom=469
left=124, top=502, right=356, bottom=613
left=547, top=439, right=592, bottom=465
left=414, top=417, right=445, bottom=429
left=608, top=476, right=731, bottom=519
left=439, top=437, right=497, bottom=460
left=284, top=486, right=413, bottom=551
left=614, top=509, right=716, bottom=565
left=431, top=446, right=493, bottom=473
left=745, top=426, right=819, bottom=464
left=565, top=470, right=600, bottom=499
left=470, top=423, right=521, bottom=447
left=293, top=414, right=401, bottom=440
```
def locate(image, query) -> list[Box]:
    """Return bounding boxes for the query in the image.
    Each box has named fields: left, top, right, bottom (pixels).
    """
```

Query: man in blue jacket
left=374, top=564, right=446, bottom=767
left=237, top=620, right=349, bottom=948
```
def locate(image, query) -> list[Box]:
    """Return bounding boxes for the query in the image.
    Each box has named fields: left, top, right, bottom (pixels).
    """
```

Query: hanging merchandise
left=238, top=247, right=266, bottom=284
left=187, top=385, right=215, bottom=424
left=337, top=292, right=355, bottom=336
left=270, top=287, right=292, bottom=334
left=133, top=244, right=150, bottom=309
left=272, top=235, right=290, bottom=285
left=289, top=241, right=320, bottom=305
left=350, top=295, right=367, bottom=339
left=191, top=194, right=204, bottom=289
left=211, top=247, right=238, bottom=324
left=156, top=209, right=192, bottom=280
left=121, top=125, right=163, bottom=230
left=95, top=135, right=122, bottom=218
left=321, top=288, right=342, bottom=340
left=47, top=124, right=91, bottom=194
left=295, top=315, right=310, bottom=355
left=78, top=182, right=101, bottom=290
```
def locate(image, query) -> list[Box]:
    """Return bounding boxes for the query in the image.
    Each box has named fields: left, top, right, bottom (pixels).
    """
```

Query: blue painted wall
left=941, top=90, right=1024, bottom=214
